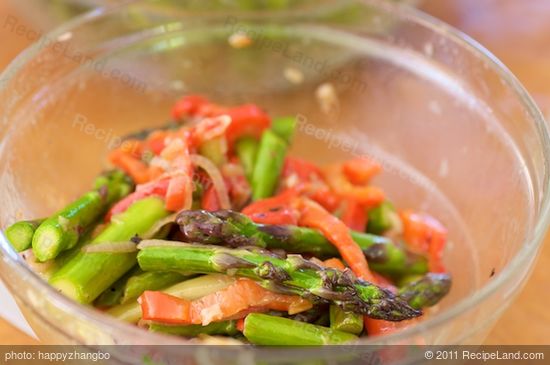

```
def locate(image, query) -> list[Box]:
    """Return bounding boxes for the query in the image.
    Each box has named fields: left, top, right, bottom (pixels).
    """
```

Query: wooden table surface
left=0, top=0, right=549, bottom=345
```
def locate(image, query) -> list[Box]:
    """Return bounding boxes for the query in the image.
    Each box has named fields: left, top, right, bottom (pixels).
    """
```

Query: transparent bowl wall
left=10, top=0, right=422, bottom=30
left=0, top=0, right=548, bottom=354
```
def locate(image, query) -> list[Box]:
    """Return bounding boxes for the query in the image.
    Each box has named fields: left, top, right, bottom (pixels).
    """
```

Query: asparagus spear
left=137, top=242, right=421, bottom=321
left=32, top=170, right=133, bottom=262
left=243, top=313, right=357, bottom=345
left=271, top=116, right=297, bottom=144
left=49, top=197, right=169, bottom=304
left=149, top=321, right=238, bottom=337
left=108, top=274, right=235, bottom=323
left=96, top=268, right=185, bottom=307
left=95, top=219, right=182, bottom=308
left=367, top=201, right=396, bottom=235
left=121, top=271, right=187, bottom=304
left=176, top=210, right=428, bottom=278
left=251, top=130, right=287, bottom=200
left=39, top=229, right=95, bottom=280
left=398, top=273, right=452, bottom=310
left=5, top=219, right=44, bottom=252
left=329, top=305, right=363, bottom=335
left=235, top=137, right=258, bottom=182
left=95, top=266, right=142, bottom=308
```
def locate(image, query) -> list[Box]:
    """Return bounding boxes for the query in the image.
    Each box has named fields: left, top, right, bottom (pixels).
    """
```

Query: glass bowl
left=0, top=0, right=549, bottom=362
left=10, top=0, right=421, bottom=30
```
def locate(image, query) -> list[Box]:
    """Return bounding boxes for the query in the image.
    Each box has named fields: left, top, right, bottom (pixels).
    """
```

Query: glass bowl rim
left=1, top=0, right=549, bottom=346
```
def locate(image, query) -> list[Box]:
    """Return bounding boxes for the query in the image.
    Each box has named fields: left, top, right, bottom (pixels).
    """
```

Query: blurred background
left=0, top=0, right=549, bottom=345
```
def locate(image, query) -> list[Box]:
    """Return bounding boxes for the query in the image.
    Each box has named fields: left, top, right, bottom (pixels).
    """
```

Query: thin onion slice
left=141, top=213, right=178, bottom=239
left=82, top=241, right=138, bottom=253
left=137, top=239, right=193, bottom=250
left=190, top=154, right=231, bottom=210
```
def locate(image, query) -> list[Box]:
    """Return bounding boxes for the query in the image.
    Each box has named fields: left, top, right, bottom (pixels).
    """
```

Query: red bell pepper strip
left=202, top=185, right=221, bottom=211
left=109, top=146, right=150, bottom=185
left=165, top=174, right=190, bottom=212
left=297, top=198, right=375, bottom=283
left=222, top=163, right=251, bottom=210
left=282, top=157, right=341, bottom=212
left=340, top=199, right=368, bottom=232
left=282, top=157, right=324, bottom=183
left=139, top=278, right=312, bottom=325
left=342, top=158, right=382, bottom=186
left=160, top=136, right=194, bottom=212
left=400, top=210, right=448, bottom=273
left=172, top=96, right=270, bottom=148
left=224, top=104, right=271, bottom=147
left=145, top=130, right=171, bottom=156
left=171, top=95, right=210, bottom=120
left=106, top=179, right=170, bottom=221
left=242, top=190, right=299, bottom=225
left=324, top=165, right=385, bottom=207
left=236, top=318, right=245, bottom=332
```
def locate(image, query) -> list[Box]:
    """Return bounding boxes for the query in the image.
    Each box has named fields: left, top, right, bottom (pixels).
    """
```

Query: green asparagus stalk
left=95, top=221, right=180, bottom=307
left=5, top=219, right=44, bottom=252
left=39, top=229, right=96, bottom=280
left=271, top=116, right=297, bottom=144
left=121, top=271, right=187, bottom=304
left=251, top=130, right=287, bottom=200
left=329, top=305, right=363, bottom=335
left=32, top=170, right=133, bottom=262
left=49, top=197, right=169, bottom=304
left=398, top=273, right=452, bottom=310
left=95, top=266, right=142, bottom=308
left=235, top=137, right=258, bottom=182
left=176, top=210, right=428, bottom=278
left=367, top=201, right=397, bottom=235
left=108, top=274, right=235, bottom=323
left=397, top=274, right=423, bottom=287
left=243, top=313, right=357, bottom=345
left=137, top=242, right=421, bottom=321
left=149, top=321, right=238, bottom=337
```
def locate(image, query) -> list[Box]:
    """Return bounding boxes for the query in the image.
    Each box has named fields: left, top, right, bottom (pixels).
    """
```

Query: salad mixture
left=5, top=95, right=451, bottom=345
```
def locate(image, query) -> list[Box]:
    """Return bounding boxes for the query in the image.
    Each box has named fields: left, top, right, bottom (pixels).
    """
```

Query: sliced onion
left=194, top=115, right=231, bottom=143
left=141, top=213, right=178, bottom=239
left=137, top=239, right=192, bottom=250
left=149, top=156, right=171, bottom=171
left=190, top=154, right=231, bottom=210
left=82, top=241, right=137, bottom=253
